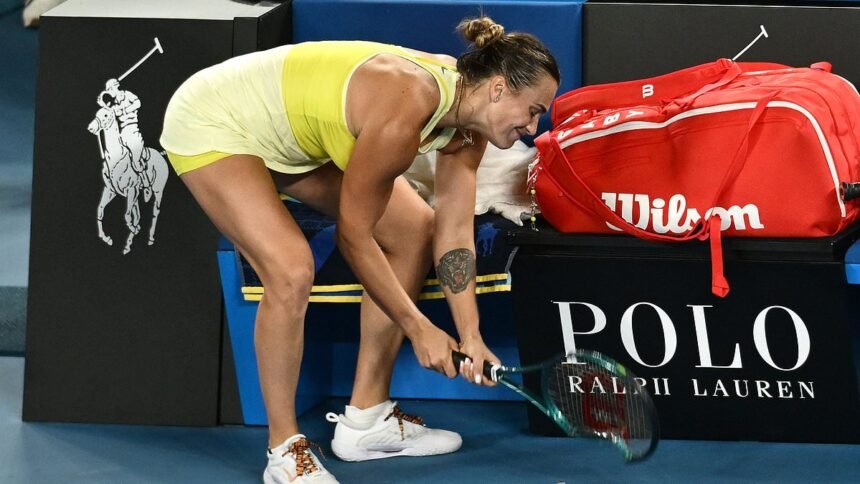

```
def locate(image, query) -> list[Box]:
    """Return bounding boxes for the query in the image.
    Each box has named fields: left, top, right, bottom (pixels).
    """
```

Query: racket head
left=450, top=349, right=659, bottom=462
left=540, top=350, right=660, bottom=462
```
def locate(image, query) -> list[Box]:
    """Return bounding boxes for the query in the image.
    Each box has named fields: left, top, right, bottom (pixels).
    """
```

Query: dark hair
left=456, top=16, right=560, bottom=90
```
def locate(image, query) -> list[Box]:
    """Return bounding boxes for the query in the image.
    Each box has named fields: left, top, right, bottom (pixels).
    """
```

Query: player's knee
left=258, top=259, right=315, bottom=309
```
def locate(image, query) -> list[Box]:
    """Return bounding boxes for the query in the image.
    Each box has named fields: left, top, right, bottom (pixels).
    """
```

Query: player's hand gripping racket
left=452, top=350, right=659, bottom=462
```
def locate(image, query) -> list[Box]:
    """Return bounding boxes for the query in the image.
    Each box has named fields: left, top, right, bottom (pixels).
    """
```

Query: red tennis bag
left=531, top=58, right=860, bottom=297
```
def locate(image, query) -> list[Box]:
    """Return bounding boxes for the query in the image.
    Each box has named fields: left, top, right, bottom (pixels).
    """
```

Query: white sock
left=344, top=400, right=391, bottom=429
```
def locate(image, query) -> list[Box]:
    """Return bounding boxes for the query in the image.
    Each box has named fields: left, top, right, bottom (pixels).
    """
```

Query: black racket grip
left=451, top=350, right=496, bottom=379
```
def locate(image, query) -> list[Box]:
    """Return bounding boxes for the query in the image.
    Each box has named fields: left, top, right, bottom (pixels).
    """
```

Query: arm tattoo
left=436, top=248, right=476, bottom=294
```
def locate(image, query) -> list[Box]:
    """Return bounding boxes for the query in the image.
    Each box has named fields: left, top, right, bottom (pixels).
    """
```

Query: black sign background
left=22, top=13, right=287, bottom=425
left=511, top=246, right=860, bottom=443
left=584, top=3, right=860, bottom=87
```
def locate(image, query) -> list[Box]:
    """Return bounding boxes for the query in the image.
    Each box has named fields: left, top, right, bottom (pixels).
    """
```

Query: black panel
left=584, top=3, right=860, bottom=87
left=257, top=0, right=293, bottom=51
left=24, top=17, right=231, bottom=425
left=233, top=2, right=291, bottom=56
left=510, top=227, right=860, bottom=442
left=509, top=220, right=860, bottom=263
left=219, top=309, right=244, bottom=425
left=233, top=16, right=262, bottom=57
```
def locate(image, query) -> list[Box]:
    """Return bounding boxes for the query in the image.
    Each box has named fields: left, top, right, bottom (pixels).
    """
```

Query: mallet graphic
left=118, top=37, right=164, bottom=82
left=732, top=25, right=768, bottom=61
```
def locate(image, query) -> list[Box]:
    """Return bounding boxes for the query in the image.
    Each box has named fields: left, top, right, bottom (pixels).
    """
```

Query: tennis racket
left=452, top=349, right=659, bottom=462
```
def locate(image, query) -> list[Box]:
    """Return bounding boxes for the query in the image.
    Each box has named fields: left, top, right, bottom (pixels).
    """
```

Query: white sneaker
left=263, top=434, right=339, bottom=484
left=326, top=401, right=462, bottom=462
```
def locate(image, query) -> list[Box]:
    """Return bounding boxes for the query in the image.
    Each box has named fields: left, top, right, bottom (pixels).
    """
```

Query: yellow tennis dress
left=160, top=41, right=459, bottom=176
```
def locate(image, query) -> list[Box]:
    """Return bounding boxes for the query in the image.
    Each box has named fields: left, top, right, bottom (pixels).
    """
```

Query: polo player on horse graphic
left=97, top=78, right=154, bottom=194
left=89, top=79, right=169, bottom=255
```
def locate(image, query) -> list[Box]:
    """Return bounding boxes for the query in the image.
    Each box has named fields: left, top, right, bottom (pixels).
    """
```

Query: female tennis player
left=160, top=16, right=558, bottom=483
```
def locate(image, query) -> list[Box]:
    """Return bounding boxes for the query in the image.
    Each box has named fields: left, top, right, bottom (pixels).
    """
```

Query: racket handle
left=451, top=350, right=497, bottom=380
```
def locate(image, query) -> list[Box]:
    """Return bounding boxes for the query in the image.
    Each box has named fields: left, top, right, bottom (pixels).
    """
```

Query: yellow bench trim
left=241, top=274, right=512, bottom=302
left=243, top=283, right=512, bottom=303
left=241, top=273, right=510, bottom=296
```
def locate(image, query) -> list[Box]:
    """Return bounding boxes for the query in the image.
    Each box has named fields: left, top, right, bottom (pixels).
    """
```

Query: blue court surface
left=1, top=5, right=859, bottom=484
left=2, top=357, right=859, bottom=483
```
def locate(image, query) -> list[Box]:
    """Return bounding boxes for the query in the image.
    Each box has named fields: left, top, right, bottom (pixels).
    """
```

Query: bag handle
left=540, top=93, right=778, bottom=296
left=552, top=59, right=787, bottom=126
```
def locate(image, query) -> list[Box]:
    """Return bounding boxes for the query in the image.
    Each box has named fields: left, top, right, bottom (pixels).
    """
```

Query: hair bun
left=459, top=16, right=505, bottom=49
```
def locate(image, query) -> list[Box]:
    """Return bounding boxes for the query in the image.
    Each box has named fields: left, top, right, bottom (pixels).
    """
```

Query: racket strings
left=546, top=358, right=654, bottom=459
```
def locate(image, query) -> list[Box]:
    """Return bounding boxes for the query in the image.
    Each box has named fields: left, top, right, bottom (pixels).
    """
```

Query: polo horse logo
left=87, top=37, right=170, bottom=254
left=88, top=102, right=168, bottom=254
left=87, top=37, right=168, bottom=255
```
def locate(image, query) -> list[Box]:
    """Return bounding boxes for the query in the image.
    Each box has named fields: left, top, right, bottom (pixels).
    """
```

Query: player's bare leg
left=180, top=155, right=336, bottom=483
left=275, top=166, right=462, bottom=461
left=182, top=155, right=312, bottom=445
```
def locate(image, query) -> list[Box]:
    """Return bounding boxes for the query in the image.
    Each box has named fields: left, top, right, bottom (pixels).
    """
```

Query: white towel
left=403, top=141, right=536, bottom=226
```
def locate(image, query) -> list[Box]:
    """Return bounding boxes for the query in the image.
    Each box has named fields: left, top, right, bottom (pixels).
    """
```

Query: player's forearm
left=432, top=147, right=482, bottom=341
left=337, top=226, right=428, bottom=337
left=434, top=244, right=481, bottom=341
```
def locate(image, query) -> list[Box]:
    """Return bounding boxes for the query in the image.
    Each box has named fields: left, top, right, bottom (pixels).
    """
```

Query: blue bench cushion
left=846, top=239, right=860, bottom=284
